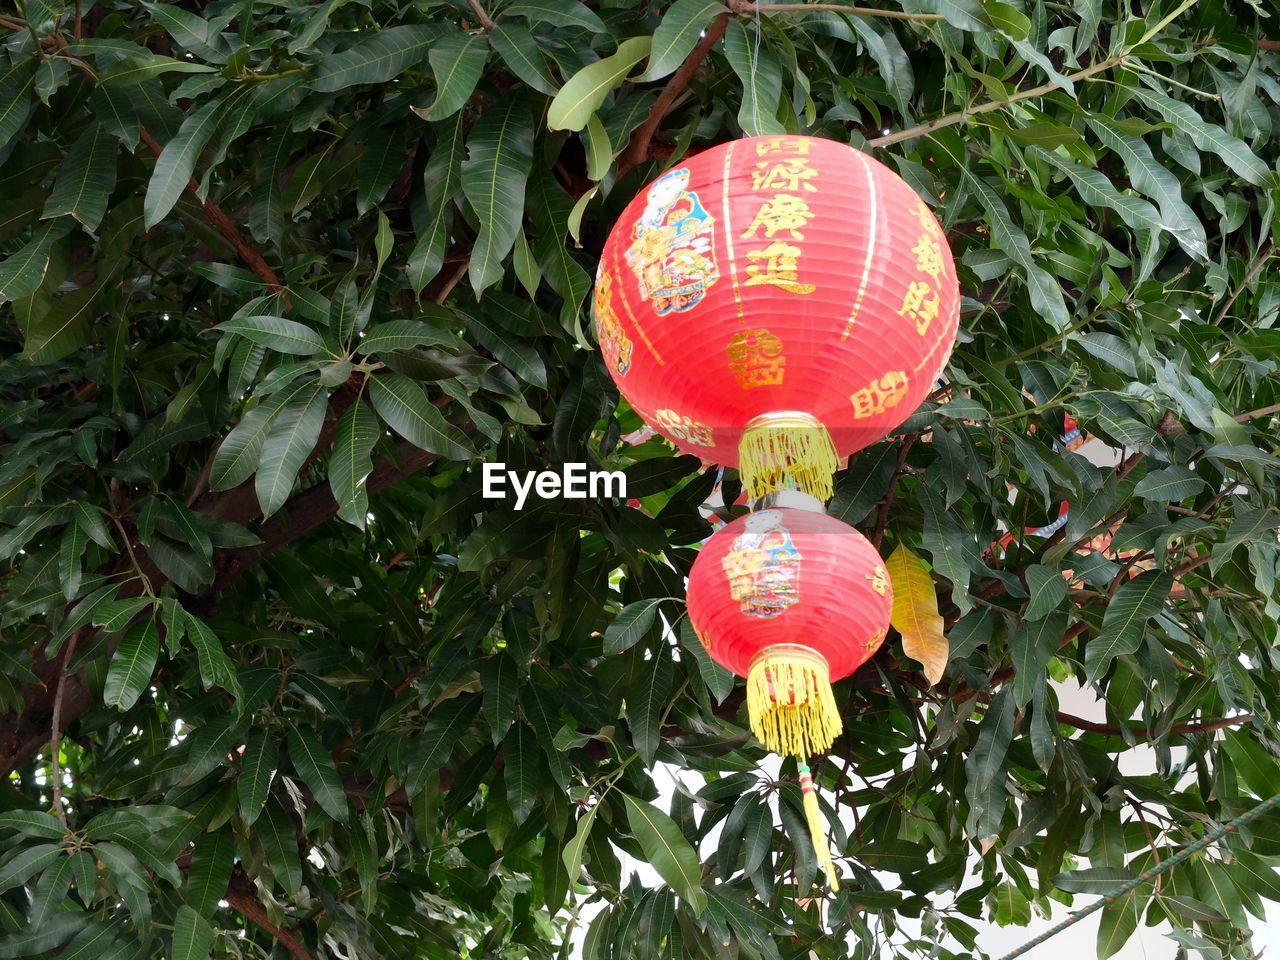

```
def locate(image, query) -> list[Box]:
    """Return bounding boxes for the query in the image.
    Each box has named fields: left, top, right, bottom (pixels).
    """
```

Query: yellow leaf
left=886, top=544, right=948, bottom=685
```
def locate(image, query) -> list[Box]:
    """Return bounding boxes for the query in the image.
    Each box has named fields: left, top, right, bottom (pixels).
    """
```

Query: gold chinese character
left=655, top=409, right=714, bottom=447
left=752, top=159, right=817, bottom=193
left=912, top=233, right=945, bottom=285
left=850, top=371, right=909, bottom=419
left=897, top=280, right=940, bottom=336
left=867, top=564, right=888, bottom=597
left=911, top=199, right=940, bottom=236
left=743, top=241, right=816, bottom=295
left=754, top=137, right=812, bottom=157
left=741, top=194, right=814, bottom=241
left=727, top=328, right=785, bottom=388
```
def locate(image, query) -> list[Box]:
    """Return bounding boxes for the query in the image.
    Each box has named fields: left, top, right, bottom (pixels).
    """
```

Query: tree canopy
left=3, top=0, right=1280, bottom=957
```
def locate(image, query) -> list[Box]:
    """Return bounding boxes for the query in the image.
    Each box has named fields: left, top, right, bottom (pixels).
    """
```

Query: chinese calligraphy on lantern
left=592, top=272, right=633, bottom=376
left=867, top=564, right=888, bottom=597
left=897, top=199, right=946, bottom=336
left=849, top=370, right=909, bottom=420
left=739, top=137, right=817, bottom=298
left=727, top=327, right=785, bottom=389
left=655, top=408, right=714, bottom=447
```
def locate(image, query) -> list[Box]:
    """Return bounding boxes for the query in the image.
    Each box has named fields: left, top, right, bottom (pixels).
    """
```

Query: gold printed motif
left=911, top=233, right=945, bottom=285
left=624, top=168, right=719, bottom=315
left=897, top=280, right=940, bottom=335
left=752, top=158, right=818, bottom=193
left=867, top=564, right=888, bottom=597
left=755, top=137, right=813, bottom=157
left=727, top=328, right=786, bottom=388
left=850, top=371, right=909, bottom=419
left=655, top=409, right=714, bottom=447
left=722, top=511, right=802, bottom=618
left=743, top=241, right=816, bottom=295
left=741, top=194, right=814, bottom=241
left=592, top=273, right=633, bottom=376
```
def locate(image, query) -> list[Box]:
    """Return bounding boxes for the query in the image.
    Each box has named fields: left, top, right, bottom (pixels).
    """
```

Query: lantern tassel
left=798, top=761, right=840, bottom=891
left=739, top=412, right=839, bottom=502
left=746, top=646, right=842, bottom=757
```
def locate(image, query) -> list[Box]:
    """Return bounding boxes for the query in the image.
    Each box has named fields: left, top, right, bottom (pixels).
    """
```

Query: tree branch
left=618, top=13, right=730, bottom=175
left=225, top=871, right=316, bottom=960
left=1055, top=711, right=1252, bottom=738
left=727, top=1, right=943, bottom=21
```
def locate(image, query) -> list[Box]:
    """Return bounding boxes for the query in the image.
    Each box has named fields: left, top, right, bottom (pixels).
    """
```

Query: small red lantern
left=686, top=501, right=892, bottom=888
left=595, top=135, right=960, bottom=501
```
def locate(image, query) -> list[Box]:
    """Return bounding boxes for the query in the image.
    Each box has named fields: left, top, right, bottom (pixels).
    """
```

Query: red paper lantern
left=594, top=135, right=960, bottom=501
left=686, top=502, right=892, bottom=888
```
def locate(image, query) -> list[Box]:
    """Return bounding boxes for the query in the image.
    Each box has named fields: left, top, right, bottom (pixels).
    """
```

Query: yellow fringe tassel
left=746, top=646, right=843, bottom=758
left=738, top=412, right=839, bottom=502
left=798, top=762, right=840, bottom=891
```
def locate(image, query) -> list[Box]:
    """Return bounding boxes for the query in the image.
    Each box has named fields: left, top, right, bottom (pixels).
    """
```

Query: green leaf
left=0, top=810, right=65, bottom=840
left=1222, top=729, right=1280, bottom=798
left=548, top=37, right=652, bottom=132
left=628, top=643, right=674, bottom=768
left=357, top=319, right=453, bottom=354
left=604, top=598, right=663, bottom=655
left=562, top=802, right=599, bottom=882
left=0, top=842, right=62, bottom=892
left=1011, top=611, right=1067, bottom=708
left=1132, top=464, right=1205, bottom=502
left=288, top=727, right=349, bottom=822
left=503, top=723, right=539, bottom=825
left=171, top=905, right=215, bottom=960
left=621, top=793, right=706, bottom=915
left=985, top=1, right=1030, bottom=39
left=42, top=123, right=118, bottom=231
left=920, top=479, right=972, bottom=615
left=368, top=373, right=475, bottom=460
left=329, top=399, right=378, bottom=529
left=408, top=113, right=466, bottom=294
left=238, top=731, right=280, bottom=827
left=0, top=218, right=73, bottom=305
left=28, top=853, right=74, bottom=927
left=1085, top=571, right=1173, bottom=682
left=258, top=800, right=302, bottom=895
left=964, top=687, right=1015, bottom=840
left=144, top=93, right=240, bottom=228
left=184, top=828, right=233, bottom=917
left=1124, top=84, right=1270, bottom=186
left=723, top=21, right=785, bottom=136
left=425, top=32, right=488, bottom=121
left=313, top=24, right=444, bottom=92
left=405, top=694, right=481, bottom=797
left=217, top=316, right=327, bottom=356
left=490, top=25, right=558, bottom=96
left=1023, top=566, right=1068, bottom=621
left=504, top=0, right=606, bottom=32
left=1034, top=148, right=1163, bottom=235
left=641, top=0, right=722, bottom=81
left=255, top=383, right=327, bottom=517
left=461, top=96, right=535, bottom=294
left=1054, top=866, right=1137, bottom=893
left=480, top=653, right=517, bottom=743
left=103, top=620, right=160, bottom=711
left=356, top=125, right=408, bottom=216
left=677, top=617, right=735, bottom=703
left=183, top=612, right=241, bottom=697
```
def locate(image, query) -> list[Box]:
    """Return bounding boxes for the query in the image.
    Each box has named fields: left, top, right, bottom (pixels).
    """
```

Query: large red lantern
left=594, top=135, right=960, bottom=501
left=686, top=501, right=892, bottom=888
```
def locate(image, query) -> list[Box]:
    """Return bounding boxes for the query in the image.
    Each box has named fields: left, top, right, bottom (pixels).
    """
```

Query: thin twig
left=869, top=56, right=1125, bottom=148
left=871, top=435, right=916, bottom=549
left=1126, top=796, right=1163, bottom=891
left=225, top=877, right=316, bottom=960
left=464, top=0, right=496, bottom=31
left=729, top=1, right=943, bottom=20
left=1235, top=402, right=1280, bottom=423
left=1055, top=711, right=1251, bottom=738
left=1213, top=241, right=1275, bottom=326
left=433, top=258, right=471, bottom=304
left=618, top=13, right=730, bottom=174
left=49, top=631, right=80, bottom=830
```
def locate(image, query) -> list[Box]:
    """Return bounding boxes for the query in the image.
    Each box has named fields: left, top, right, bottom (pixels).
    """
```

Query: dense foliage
left=4, top=0, right=1280, bottom=957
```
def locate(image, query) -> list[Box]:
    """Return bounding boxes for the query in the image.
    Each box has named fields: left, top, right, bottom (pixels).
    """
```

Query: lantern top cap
left=757, top=490, right=826, bottom=513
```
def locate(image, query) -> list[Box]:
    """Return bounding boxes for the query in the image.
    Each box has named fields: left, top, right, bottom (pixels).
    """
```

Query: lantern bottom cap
left=739, top=412, right=839, bottom=503
left=746, top=645, right=842, bottom=757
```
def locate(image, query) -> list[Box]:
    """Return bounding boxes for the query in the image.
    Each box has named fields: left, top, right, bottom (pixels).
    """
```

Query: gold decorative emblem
left=727, top=328, right=785, bottom=389
left=592, top=272, right=633, bottom=376
left=624, top=168, right=719, bottom=315
left=722, top=511, right=801, bottom=618
left=655, top=409, right=714, bottom=447
left=867, top=564, right=888, bottom=597
left=850, top=370, right=909, bottom=419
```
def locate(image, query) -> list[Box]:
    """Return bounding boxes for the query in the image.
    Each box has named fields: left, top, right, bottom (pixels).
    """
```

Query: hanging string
left=995, top=792, right=1280, bottom=960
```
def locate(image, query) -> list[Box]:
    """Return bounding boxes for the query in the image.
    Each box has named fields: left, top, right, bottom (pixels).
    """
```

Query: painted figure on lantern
left=592, top=271, right=633, bottom=376
left=625, top=168, right=719, bottom=315
left=721, top=510, right=801, bottom=618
